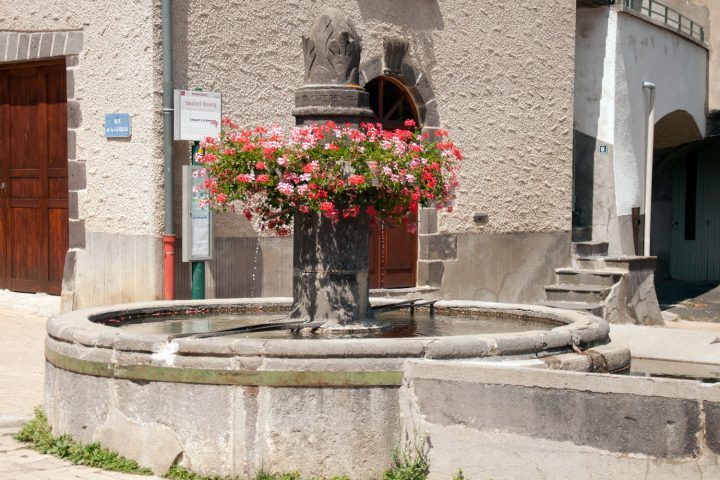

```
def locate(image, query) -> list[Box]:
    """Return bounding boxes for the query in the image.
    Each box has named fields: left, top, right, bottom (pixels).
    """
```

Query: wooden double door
left=368, top=217, right=418, bottom=288
left=0, top=61, right=68, bottom=294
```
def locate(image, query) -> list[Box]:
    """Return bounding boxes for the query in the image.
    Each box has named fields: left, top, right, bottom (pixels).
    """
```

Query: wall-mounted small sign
left=174, top=90, right=222, bottom=142
left=104, top=113, right=131, bottom=138
left=599, top=145, right=608, bottom=153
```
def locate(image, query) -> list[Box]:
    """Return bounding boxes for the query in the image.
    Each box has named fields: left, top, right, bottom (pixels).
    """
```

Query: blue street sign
left=105, top=113, right=132, bottom=138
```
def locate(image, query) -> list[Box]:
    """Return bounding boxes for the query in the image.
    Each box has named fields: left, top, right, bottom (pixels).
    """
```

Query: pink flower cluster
left=197, top=118, right=462, bottom=234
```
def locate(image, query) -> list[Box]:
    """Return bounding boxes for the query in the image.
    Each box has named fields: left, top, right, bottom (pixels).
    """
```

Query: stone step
left=369, top=286, right=440, bottom=300
left=571, top=226, right=592, bottom=242
left=571, top=241, right=609, bottom=257
left=545, top=284, right=612, bottom=303
left=555, top=268, right=623, bottom=287
left=572, top=255, right=657, bottom=272
left=538, top=300, right=604, bottom=317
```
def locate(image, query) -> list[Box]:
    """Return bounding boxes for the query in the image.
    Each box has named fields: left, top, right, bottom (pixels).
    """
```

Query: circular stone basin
left=44, top=298, right=612, bottom=479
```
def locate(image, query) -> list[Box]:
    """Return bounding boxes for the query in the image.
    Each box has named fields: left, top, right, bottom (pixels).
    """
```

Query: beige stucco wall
left=1, top=0, right=579, bottom=239
left=0, top=0, right=166, bottom=307
left=0, top=0, right=165, bottom=237
left=174, top=0, right=576, bottom=236
left=2, top=0, right=578, bottom=305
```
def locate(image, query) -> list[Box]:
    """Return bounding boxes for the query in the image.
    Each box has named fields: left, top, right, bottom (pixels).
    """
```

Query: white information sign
left=174, top=90, right=222, bottom=141
left=182, top=165, right=214, bottom=262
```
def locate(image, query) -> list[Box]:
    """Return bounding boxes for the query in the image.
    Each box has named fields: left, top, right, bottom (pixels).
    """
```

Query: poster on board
left=174, top=90, right=222, bottom=142
left=182, top=165, right=213, bottom=262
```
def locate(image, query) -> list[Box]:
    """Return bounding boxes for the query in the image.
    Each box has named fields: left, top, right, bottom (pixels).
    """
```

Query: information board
left=182, top=165, right=214, bottom=262
left=174, top=90, right=222, bottom=141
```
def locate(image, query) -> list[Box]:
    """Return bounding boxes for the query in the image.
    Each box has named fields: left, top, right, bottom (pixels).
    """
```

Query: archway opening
left=654, top=110, right=702, bottom=150
left=650, top=111, right=716, bottom=282
left=365, top=76, right=419, bottom=289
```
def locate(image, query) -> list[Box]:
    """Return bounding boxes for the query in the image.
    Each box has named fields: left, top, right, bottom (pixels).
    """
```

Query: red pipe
left=163, top=234, right=176, bottom=300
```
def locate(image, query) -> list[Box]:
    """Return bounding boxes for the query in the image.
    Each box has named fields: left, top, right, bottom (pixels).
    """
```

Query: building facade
left=574, top=0, right=719, bottom=282
left=1, top=1, right=584, bottom=309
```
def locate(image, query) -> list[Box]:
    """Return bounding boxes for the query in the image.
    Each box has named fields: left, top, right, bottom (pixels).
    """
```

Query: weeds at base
left=15, top=407, right=463, bottom=480
left=13, top=406, right=152, bottom=475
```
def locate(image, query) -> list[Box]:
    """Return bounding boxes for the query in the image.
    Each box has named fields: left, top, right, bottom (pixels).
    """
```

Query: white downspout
left=643, top=81, right=656, bottom=257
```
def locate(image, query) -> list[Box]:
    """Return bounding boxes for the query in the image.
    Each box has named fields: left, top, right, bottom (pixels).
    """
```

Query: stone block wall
left=402, top=361, right=720, bottom=479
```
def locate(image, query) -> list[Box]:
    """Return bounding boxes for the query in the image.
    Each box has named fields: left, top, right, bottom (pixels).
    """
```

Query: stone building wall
left=2, top=0, right=578, bottom=306
left=0, top=0, right=165, bottom=309
left=174, top=0, right=577, bottom=302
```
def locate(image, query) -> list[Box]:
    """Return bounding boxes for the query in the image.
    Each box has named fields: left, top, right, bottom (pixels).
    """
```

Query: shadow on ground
left=655, top=280, right=720, bottom=322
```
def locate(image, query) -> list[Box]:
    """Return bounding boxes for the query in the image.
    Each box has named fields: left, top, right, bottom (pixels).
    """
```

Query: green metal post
left=191, top=140, right=206, bottom=299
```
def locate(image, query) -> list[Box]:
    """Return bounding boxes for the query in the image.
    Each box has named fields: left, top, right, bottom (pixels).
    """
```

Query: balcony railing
left=623, top=0, right=705, bottom=42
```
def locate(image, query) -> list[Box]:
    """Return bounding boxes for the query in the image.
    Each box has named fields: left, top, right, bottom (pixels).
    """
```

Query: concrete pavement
left=656, top=280, right=720, bottom=323
left=0, top=427, right=163, bottom=480
left=0, top=290, right=58, bottom=427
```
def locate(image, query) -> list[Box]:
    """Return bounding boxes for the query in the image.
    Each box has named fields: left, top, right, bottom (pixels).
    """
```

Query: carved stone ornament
left=302, top=9, right=362, bottom=85
left=382, top=37, right=409, bottom=75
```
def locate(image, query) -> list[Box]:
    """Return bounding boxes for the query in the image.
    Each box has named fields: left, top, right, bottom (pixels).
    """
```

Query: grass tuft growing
left=165, top=464, right=241, bottom=480
left=14, top=406, right=153, bottom=475
left=383, top=445, right=429, bottom=480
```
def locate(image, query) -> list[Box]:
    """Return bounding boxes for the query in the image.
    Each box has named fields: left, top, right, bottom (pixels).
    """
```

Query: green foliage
left=254, top=471, right=301, bottom=480
left=254, top=471, right=349, bottom=480
left=452, top=469, right=465, bottom=480
left=383, top=445, right=429, bottom=480
left=165, top=464, right=241, bottom=480
left=14, top=406, right=152, bottom=475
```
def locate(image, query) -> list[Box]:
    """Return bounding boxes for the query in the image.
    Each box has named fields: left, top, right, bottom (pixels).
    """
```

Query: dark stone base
left=292, top=85, right=374, bottom=126
left=290, top=212, right=374, bottom=327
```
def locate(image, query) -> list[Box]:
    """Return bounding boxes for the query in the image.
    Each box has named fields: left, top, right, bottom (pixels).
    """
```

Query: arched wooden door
left=365, top=77, right=418, bottom=289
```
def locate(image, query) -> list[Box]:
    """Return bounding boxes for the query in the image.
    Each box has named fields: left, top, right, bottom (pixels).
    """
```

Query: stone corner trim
left=0, top=30, right=83, bottom=63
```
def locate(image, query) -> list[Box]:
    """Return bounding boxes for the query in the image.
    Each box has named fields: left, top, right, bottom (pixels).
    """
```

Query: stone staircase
left=539, top=240, right=665, bottom=325
left=540, top=241, right=617, bottom=316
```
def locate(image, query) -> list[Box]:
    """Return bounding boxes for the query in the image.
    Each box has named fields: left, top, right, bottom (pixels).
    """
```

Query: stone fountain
left=43, top=10, right=628, bottom=480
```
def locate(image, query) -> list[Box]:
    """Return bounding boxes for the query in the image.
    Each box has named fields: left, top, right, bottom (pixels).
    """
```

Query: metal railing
left=623, top=0, right=705, bottom=42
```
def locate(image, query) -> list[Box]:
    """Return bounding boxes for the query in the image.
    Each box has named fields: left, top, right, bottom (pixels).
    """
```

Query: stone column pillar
left=289, top=9, right=380, bottom=329
left=289, top=212, right=375, bottom=327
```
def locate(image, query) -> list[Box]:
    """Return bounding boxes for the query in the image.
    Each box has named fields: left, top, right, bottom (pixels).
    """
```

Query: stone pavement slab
left=0, top=428, right=163, bottom=480
left=0, top=290, right=57, bottom=425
